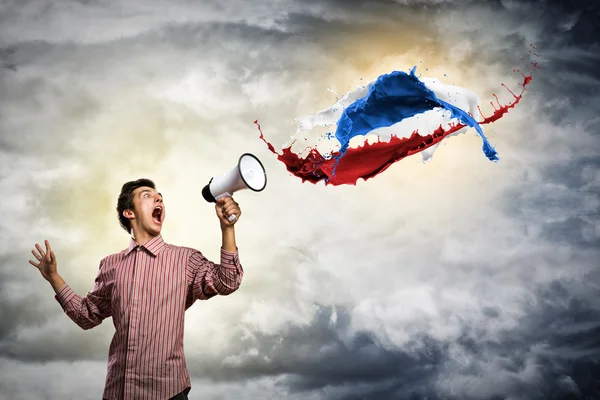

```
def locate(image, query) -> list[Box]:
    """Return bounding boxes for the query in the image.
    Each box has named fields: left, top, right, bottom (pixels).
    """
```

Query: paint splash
left=257, top=48, right=540, bottom=186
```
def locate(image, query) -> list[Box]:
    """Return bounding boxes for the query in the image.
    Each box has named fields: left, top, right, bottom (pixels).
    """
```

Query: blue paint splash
left=258, top=49, right=538, bottom=186
left=333, top=66, right=499, bottom=162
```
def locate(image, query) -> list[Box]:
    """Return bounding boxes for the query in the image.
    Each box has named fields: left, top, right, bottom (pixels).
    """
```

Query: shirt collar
left=125, top=234, right=166, bottom=257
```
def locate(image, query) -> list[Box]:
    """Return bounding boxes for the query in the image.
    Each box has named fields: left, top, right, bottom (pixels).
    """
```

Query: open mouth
left=152, top=206, right=163, bottom=225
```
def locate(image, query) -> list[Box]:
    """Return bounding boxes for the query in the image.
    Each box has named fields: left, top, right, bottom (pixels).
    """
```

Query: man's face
left=129, top=186, right=165, bottom=236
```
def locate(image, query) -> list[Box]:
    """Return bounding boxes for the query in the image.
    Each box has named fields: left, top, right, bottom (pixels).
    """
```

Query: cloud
left=1, top=0, right=599, bottom=399
left=0, top=0, right=295, bottom=45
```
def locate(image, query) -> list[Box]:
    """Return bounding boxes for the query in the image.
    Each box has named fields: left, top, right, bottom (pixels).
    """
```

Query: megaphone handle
left=215, top=192, right=237, bottom=222
left=215, top=192, right=232, bottom=200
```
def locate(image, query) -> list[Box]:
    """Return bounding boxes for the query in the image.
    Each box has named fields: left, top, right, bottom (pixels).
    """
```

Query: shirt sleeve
left=186, top=247, right=244, bottom=305
left=54, top=259, right=113, bottom=330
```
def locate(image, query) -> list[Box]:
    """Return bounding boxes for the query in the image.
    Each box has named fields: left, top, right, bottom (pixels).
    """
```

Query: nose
left=154, top=194, right=163, bottom=203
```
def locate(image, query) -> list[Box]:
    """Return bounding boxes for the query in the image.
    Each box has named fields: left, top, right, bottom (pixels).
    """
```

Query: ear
left=123, top=209, right=135, bottom=220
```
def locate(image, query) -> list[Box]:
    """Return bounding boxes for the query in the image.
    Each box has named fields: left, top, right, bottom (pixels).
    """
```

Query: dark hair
left=116, top=178, right=156, bottom=233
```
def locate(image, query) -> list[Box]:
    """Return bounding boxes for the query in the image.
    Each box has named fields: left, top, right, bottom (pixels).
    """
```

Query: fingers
left=45, top=240, right=54, bottom=262
left=32, top=249, right=42, bottom=261
left=216, top=197, right=230, bottom=207
left=35, top=243, right=45, bottom=257
left=215, top=197, right=241, bottom=224
left=222, top=203, right=239, bottom=214
left=221, top=205, right=240, bottom=218
left=217, top=198, right=240, bottom=213
left=30, top=240, right=54, bottom=267
left=219, top=198, right=239, bottom=212
left=217, top=197, right=237, bottom=207
left=217, top=207, right=240, bottom=223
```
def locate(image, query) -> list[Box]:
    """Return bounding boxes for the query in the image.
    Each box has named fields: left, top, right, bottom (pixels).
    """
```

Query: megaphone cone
left=202, top=153, right=267, bottom=221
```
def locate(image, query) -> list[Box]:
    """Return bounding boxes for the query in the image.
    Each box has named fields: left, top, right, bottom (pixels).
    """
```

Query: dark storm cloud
left=0, top=254, right=53, bottom=340
left=189, top=305, right=446, bottom=399
left=541, top=217, right=600, bottom=250
left=508, top=0, right=600, bottom=127
left=185, top=290, right=600, bottom=400
left=0, top=324, right=112, bottom=364
left=506, top=169, right=600, bottom=249
left=0, top=250, right=114, bottom=363
left=511, top=276, right=600, bottom=399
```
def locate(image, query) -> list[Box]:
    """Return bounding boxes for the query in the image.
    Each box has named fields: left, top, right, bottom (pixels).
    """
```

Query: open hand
left=216, top=196, right=241, bottom=228
left=29, top=240, right=57, bottom=282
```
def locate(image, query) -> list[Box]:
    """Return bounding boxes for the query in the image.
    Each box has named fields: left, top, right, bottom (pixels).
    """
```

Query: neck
left=131, top=229, right=159, bottom=246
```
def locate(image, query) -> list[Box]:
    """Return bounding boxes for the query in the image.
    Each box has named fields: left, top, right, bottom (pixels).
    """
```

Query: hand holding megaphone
left=202, top=153, right=267, bottom=223
left=215, top=193, right=239, bottom=223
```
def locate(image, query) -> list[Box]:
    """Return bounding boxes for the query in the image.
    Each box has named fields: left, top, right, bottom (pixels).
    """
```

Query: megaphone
left=202, top=153, right=267, bottom=222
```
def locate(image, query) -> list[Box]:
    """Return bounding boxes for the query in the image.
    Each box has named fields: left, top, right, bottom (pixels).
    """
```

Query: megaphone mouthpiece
left=202, top=178, right=216, bottom=203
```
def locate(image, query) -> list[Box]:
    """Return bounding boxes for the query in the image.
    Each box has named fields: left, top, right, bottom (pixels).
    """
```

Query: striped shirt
left=54, top=234, right=243, bottom=400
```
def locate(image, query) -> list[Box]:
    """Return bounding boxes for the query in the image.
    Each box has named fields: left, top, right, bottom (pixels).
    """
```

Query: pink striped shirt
left=54, top=234, right=243, bottom=400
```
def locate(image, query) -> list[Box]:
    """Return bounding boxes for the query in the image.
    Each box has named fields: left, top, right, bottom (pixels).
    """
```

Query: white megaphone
left=202, top=153, right=267, bottom=222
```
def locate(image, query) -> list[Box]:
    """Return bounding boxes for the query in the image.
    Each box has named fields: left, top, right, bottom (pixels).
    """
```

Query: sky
left=0, top=0, right=599, bottom=399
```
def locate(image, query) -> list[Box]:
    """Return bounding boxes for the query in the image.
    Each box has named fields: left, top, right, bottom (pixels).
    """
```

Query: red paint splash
left=256, top=49, right=541, bottom=186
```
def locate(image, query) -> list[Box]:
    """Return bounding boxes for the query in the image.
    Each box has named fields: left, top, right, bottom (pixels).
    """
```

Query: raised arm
left=186, top=196, right=244, bottom=305
left=29, top=240, right=112, bottom=330
left=187, top=248, right=244, bottom=304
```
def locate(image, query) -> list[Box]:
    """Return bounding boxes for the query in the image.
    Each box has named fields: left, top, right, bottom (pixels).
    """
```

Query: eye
left=144, top=193, right=149, bottom=198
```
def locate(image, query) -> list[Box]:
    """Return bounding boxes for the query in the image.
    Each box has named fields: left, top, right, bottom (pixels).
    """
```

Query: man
left=28, top=178, right=244, bottom=400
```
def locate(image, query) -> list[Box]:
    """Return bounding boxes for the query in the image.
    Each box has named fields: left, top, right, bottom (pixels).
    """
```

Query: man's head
left=117, top=179, right=165, bottom=237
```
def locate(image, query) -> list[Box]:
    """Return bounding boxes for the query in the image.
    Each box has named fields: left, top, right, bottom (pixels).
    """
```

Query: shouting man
left=28, top=179, right=244, bottom=400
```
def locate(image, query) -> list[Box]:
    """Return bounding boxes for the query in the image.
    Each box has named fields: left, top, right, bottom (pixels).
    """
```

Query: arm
left=186, top=196, right=244, bottom=304
left=53, top=260, right=113, bottom=330
left=29, top=240, right=112, bottom=330
left=221, top=225, right=237, bottom=252
left=187, top=247, right=244, bottom=303
left=217, top=196, right=239, bottom=253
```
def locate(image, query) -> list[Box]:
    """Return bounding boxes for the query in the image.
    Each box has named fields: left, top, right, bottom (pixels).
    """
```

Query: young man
left=28, top=178, right=244, bottom=400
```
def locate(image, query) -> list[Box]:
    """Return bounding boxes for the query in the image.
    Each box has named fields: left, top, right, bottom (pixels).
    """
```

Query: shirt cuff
left=54, top=283, right=77, bottom=310
left=220, top=247, right=239, bottom=269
